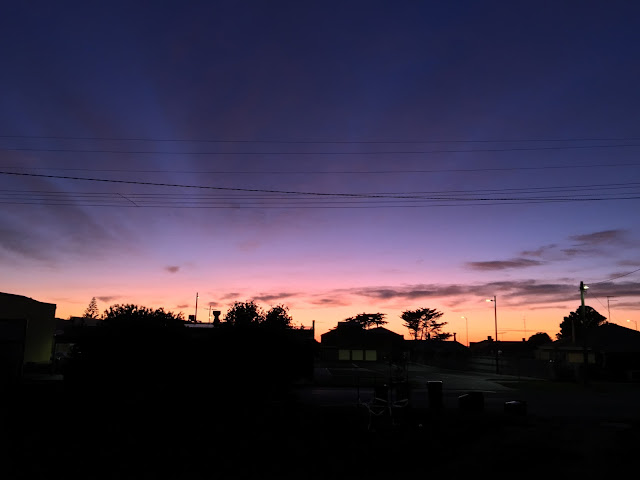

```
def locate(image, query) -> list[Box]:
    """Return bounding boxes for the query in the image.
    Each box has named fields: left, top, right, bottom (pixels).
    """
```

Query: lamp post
left=628, top=319, right=638, bottom=331
left=486, top=296, right=498, bottom=374
left=461, top=316, right=469, bottom=347
left=580, top=282, right=589, bottom=385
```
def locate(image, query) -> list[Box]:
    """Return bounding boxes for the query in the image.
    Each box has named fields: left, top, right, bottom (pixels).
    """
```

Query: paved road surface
left=306, top=362, right=640, bottom=420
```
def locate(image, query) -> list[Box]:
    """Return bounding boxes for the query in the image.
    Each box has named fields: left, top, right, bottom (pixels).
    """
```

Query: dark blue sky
left=1, top=1, right=639, bottom=340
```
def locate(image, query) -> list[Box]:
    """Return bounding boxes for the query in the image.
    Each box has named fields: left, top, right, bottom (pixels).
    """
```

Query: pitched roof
left=321, top=324, right=403, bottom=346
left=544, top=323, right=640, bottom=352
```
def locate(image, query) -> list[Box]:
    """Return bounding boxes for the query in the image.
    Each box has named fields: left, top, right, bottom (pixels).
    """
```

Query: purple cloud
left=466, top=258, right=544, bottom=271
left=569, top=229, right=628, bottom=246
left=97, top=296, right=119, bottom=303
left=252, top=292, right=298, bottom=303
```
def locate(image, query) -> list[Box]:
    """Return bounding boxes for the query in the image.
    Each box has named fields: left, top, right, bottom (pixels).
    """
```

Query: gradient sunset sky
left=1, top=2, right=639, bottom=343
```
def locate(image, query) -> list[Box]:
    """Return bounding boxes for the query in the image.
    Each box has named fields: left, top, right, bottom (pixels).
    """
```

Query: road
left=302, top=361, right=640, bottom=420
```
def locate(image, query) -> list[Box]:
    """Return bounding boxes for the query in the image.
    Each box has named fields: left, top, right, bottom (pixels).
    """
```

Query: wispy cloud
left=332, top=279, right=640, bottom=309
left=0, top=223, right=52, bottom=262
left=97, top=295, right=120, bottom=303
left=0, top=179, right=136, bottom=265
left=165, top=266, right=180, bottom=273
left=307, top=296, right=351, bottom=307
left=236, top=239, right=262, bottom=252
left=202, top=275, right=640, bottom=322
left=252, top=292, right=298, bottom=304
left=219, top=292, right=241, bottom=301
left=569, top=229, right=628, bottom=246
left=520, top=244, right=557, bottom=257
left=464, top=229, right=633, bottom=275
left=466, top=258, right=544, bottom=271
left=617, top=259, right=640, bottom=267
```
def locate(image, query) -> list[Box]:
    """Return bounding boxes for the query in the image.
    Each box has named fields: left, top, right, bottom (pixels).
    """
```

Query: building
left=406, top=339, right=469, bottom=369
left=320, top=321, right=405, bottom=362
left=468, top=336, right=552, bottom=378
left=537, top=323, right=640, bottom=381
left=0, top=292, right=57, bottom=382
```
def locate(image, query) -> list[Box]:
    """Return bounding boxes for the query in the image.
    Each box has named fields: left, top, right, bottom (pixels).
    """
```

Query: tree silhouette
left=557, top=305, right=607, bottom=341
left=102, top=303, right=185, bottom=327
left=65, top=304, right=186, bottom=393
left=83, top=297, right=100, bottom=319
left=224, top=300, right=265, bottom=326
left=263, top=304, right=293, bottom=329
left=401, top=310, right=424, bottom=340
left=401, top=308, right=450, bottom=340
left=345, top=312, right=387, bottom=329
left=527, top=332, right=552, bottom=346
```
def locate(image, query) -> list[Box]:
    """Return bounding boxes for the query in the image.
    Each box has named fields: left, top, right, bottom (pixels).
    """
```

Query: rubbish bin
left=427, top=381, right=443, bottom=410
left=504, top=400, right=527, bottom=416
left=458, top=391, right=484, bottom=412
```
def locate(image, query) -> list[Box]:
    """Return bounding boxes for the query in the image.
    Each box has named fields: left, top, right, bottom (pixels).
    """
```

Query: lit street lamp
left=579, top=281, right=589, bottom=385
left=486, top=296, right=498, bottom=374
left=461, top=316, right=469, bottom=347
left=628, top=319, right=638, bottom=331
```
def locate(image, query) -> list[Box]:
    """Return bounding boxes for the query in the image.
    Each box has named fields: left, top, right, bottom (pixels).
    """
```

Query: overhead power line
left=1, top=163, right=639, bottom=175
left=3, top=144, right=640, bottom=155
left=0, top=170, right=411, bottom=198
left=1, top=171, right=639, bottom=208
left=3, top=180, right=638, bottom=197
left=589, top=267, right=640, bottom=286
left=3, top=134, right=640, bottom=144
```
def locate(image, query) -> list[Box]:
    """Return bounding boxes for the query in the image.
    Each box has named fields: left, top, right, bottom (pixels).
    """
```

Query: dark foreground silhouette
left=2, top=322, right=639, bottom=478
left=3, top=373, right=640, bottom=479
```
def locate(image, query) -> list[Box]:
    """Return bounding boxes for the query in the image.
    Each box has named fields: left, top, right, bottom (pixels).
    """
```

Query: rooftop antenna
left=606, top=296, right=616, bottom=323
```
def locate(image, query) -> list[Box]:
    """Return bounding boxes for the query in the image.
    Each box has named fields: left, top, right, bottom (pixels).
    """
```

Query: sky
left=1, top=1, right=639, bottom=343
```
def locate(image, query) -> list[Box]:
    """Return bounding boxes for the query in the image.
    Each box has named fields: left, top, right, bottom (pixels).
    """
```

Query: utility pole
left=580, top=282, right=589, bottom=385
left=461, top=316, right=469, bottom=347
left=195, top=292, right=199, bottom=323
left=493, top=296, right=498, bottom=375
left=606, top=296, right=615, bottom=323
left=486, top=296, right=498, bottom=375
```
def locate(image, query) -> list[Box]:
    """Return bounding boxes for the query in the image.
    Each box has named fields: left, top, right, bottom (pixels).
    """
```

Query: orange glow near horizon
left=30, top=284, right=637, bottom=345
left=2, top=2, right=639, bottom=354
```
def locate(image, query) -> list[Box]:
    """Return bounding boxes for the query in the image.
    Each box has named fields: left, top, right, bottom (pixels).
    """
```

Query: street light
left=628, top=319, right=638, bottom=331
left=486, top=296, right=498, bottom=374
left=461, top=316, right=469, bottom=347
left=579, top=281, right=589, bottom=385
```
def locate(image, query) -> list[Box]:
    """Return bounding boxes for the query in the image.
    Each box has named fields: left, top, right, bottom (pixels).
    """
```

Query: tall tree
left=401, top=308, right=450, bottom=340
left=401, top=310, right=423, bottom=340
left=224, top=301, right=265, bottom=326
left=83, top=297, right=100, bottom=319
left=557, top=305, right=607, bottom=341
left=345, top=312, right=387, bottom=329
left=263, top=304, right=293, bottom=329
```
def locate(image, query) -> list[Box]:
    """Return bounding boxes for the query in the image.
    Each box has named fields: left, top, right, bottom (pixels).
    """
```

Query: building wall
left=0, top=293, right=57, bottom=364
left=337, top=349, right=377, bottom=361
